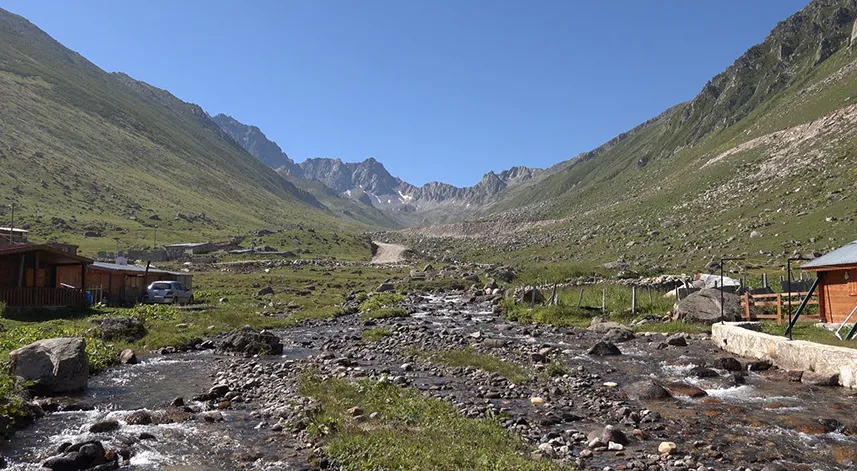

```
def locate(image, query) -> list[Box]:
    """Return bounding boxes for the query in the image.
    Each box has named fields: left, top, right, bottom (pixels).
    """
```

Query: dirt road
left=371, top=241, right=408, bottom=264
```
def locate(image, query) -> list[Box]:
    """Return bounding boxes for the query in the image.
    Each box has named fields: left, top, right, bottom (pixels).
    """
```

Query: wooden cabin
left=57, top=261, right=192, bottom=307
left=0, top=244, right=92, bottom=308
left=802, top=240, right=857, bottom=323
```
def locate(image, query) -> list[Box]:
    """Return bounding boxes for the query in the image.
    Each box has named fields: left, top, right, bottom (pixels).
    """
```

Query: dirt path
left=371, top=241, right=408, bottom=264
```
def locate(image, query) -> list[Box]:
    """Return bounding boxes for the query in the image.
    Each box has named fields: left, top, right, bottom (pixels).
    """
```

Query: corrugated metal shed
left=802, top=240, right=857, bottom=269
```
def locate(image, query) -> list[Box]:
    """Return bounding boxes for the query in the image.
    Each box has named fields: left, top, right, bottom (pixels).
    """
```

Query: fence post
left=631, top=286, right=637, bottom=317
left=776, top=293, right=783, bottom=325
left=552, top=283, right=558, bottom=306
left=602, top=288, right=606, bottom=316
left=744, top=292, right=752, bottom=320
left=648, top=286, right=653, bottom=305
left=577, top=288, right=584, bottom=307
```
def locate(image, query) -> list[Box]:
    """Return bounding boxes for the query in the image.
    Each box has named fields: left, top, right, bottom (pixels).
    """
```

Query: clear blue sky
left=2, top=0, right=809, bottom=187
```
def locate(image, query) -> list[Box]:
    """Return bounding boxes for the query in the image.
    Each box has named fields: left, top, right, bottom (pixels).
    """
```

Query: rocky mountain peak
left=211, top=114, right=302, bottom=176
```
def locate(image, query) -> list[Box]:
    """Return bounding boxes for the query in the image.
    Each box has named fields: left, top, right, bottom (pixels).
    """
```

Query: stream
left=3, top=293, right=857, bottom=470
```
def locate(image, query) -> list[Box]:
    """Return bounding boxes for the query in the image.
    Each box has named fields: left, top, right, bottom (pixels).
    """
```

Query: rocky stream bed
left=3, top=293, right=857, bottom=470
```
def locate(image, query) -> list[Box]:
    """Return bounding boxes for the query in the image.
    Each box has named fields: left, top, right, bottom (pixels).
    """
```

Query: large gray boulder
left=10, top=337, right=89, bottom=394
left=216, top=327, right=283, bottom=356
left=673, top=288, right=743, bottom=324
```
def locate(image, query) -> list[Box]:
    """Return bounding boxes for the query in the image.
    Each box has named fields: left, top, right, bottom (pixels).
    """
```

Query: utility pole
left=7, top=203, right=16, bottom=245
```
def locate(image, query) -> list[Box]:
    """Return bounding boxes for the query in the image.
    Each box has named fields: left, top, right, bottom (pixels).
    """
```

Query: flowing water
left=4, top=293, right=857, bottom=470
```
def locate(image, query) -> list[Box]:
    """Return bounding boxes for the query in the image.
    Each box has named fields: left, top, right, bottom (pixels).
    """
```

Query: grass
left=359, top=292, right=408, bottom=320
left=502, top=283, right=676, bottom=328
left=361, top=328, right=392, bottom=342
left=298, top=374, right=570, bottom=471
left=412, top=348, right=531, bottom=384
left=762, top=322, right=857, bottom=350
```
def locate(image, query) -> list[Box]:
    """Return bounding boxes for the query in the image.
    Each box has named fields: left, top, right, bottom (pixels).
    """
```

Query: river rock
left=709, top=357, right=742, bottom=371
left=666, top=334, right=687, bottom=347
left=481, top=338, right=507, bottom=348
left=621, top=379, right=672, bottom=400
left=663, top=381, right=708, bottom=398
left=97, top=317, right=146, bottom=341
left=587, top=341, right=622, bottom=356
left=9, top=337, right=89, bottom=395
left=689, top=366, right=719, bottom=378
left=202, top=411, right=224, bottom=422
left=257, top=286, right=275, bottom=296
left=658, top=441, right=677, bottom=455
left=588, top=318, right=625, bottom=333
left=801, top=371, right=839, bottom=386
left=673, top=288, right=743, bottom=324
left=602, top=327, right=635, bottom=343
left=89, top=420, right=120, bottom=433
left=125, top=410, right=152, bottom=425
left=587, top=425, right=628, bottom=445
left=216, top=327, right=283, bottom=356
left=119, top=349, right=138, bottom=365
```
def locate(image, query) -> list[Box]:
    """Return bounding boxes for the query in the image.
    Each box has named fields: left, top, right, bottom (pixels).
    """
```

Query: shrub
left=359, top=292, right=405, bottom=314
left=0, top=301, right=6, bottom=319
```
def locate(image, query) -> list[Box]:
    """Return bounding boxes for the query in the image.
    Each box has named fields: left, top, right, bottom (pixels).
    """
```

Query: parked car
left=145, top=281, right=194, bottom=305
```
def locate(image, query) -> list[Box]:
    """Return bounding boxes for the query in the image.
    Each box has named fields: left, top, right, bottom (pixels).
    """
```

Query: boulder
left=125, top=410, right=152, bottom=425
left=587, top=341, right=622, bottom=356
left=663, top=381, right=708, bottom=398
left=376, top=283, right=395, bottom=293
left=801, top=371, right=839, bottom=387
left=216, top=327, right=283, bottom=356
left=119, top=349, right=138, bottom=365
left=602, top=327, right=635, bottom=343
left=666, top=334, right=687, bottom=347
left=517, top=287, right=545, bottom=305
left=587, top=425, right=628, bottom=445
left=257, top=286, right=275, bottom=296
left=621, top=379, right=672, bottom=400
left=673, top=289, right=743, bottom=324
left=10, top=338, right=89, bottom=395
left=689, top=366, right=719, bottom=378
left=89, top=420, right=120, bottom=433
left=97, top=317, right=146, bottom=341
left=709, top=357, right=742, bottom=372
left=588, top=318, right=625, bottom=333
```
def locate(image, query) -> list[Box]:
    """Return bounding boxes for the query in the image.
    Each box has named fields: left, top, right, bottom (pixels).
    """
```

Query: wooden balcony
left=0, top=287, right=88, bottom=307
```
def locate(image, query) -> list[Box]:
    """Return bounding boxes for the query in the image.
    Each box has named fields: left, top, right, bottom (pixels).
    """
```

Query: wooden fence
left=0, top=287, right=89, bottom=307
left=741, top=292, right=820, bottom=325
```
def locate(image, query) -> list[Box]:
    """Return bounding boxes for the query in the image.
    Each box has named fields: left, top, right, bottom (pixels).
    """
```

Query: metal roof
left=802, top=240, right=857, bottom=269
left=164, top=243, right=210, bottom=248
left=0, top=227, right=28, bottom=233
left=91, top=261, right=187, bottom=276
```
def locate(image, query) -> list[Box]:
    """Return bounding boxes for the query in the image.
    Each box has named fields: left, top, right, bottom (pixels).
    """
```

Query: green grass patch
left=762, top=322, right=857, bottom=350
left=361, top=328, right=393, bottom=342
left=361, top=307, right=408, bottom=320
left=298, top=374, right=569, bottom=471
left=414, top=348, right=531, bottom=384
left=359, top=292, right=408, bottom=320
left=541, top=362, right=569, bottom=379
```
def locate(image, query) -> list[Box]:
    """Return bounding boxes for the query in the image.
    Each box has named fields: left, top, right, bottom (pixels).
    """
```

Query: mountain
left=0, top=8, right=377, bottom=252
left=396, top=0, right=857, bottom=271
left=208, top=113, right=544, bottom=221
left=210, top=113, right=304, bottom=176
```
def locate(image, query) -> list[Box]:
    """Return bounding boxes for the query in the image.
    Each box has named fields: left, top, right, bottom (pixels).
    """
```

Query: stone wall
left=712, top=322, right=857, bottom=388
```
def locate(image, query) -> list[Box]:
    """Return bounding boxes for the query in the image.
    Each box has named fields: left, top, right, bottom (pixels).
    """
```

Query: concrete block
left=712, top=322, right=857, bottom=389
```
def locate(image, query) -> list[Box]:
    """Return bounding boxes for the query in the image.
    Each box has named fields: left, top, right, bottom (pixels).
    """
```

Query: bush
left=361, top=308, right=408, bottom=320
left=359, top=292, right=405, bottom=314
left=119, top=304, right=180, bottom=322
left=0, top=301, right=6, bottom=319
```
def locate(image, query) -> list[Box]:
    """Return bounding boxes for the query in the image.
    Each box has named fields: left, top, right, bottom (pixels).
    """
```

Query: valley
left=3, top=1, right=857, bottom=471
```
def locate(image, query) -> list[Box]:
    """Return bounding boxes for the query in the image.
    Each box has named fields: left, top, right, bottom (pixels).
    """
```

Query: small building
left=802, top=240, right=857, bottom=323
left=58, top=261, right=192, bottom=306
left=0, top=244, right=92, bottom=308
left=0, top=227, right=29, bottom=244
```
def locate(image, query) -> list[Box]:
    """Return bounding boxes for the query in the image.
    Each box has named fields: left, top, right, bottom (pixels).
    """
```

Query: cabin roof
left=91, top=261, right=187, bottom=276
left=802, top=240, right=857, bottom=270
left=0, top=244, right=92, bottom=265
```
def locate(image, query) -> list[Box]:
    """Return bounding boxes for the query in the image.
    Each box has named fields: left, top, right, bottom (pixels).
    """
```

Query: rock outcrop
left=674, top=289, right=743, bottom=324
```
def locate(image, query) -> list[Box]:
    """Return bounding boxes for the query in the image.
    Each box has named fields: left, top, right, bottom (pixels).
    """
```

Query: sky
left=1, top=0, right=810, bottom=187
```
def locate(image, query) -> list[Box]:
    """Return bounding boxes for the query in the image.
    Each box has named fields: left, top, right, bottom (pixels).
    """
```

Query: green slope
left=408, top=0, right=857, bottom=271
left=0, top=8, right=369, bottom=253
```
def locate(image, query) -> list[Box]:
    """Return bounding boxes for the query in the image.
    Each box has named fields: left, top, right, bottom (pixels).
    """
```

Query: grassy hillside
left=396, top=0, right=857, bottom=273
left=0, top=9, right=375, bottom=255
